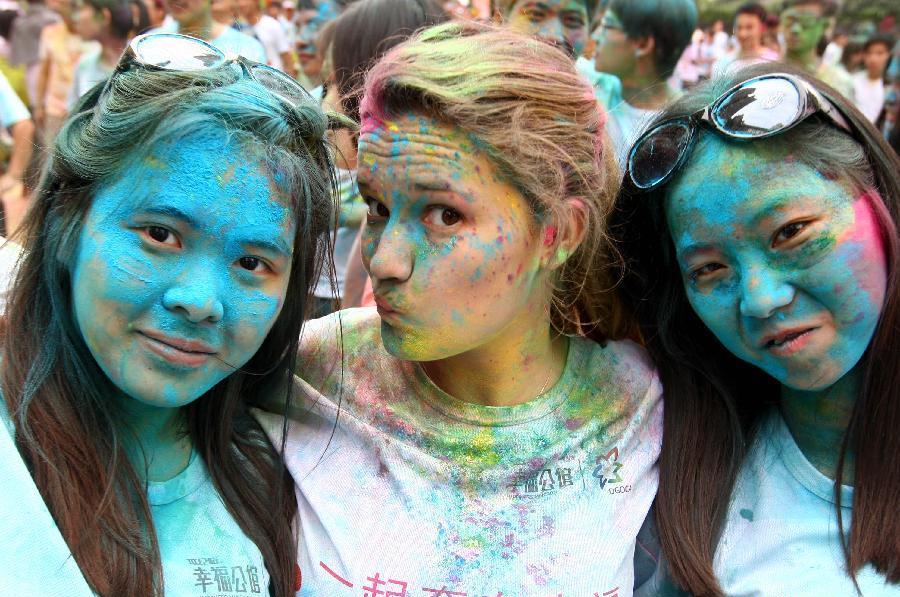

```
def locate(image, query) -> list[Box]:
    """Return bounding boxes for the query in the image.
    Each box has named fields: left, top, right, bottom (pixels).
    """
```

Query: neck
left=117, top=397, right=192, bottom=482
left=867, top=70, right=882, bottom=81
left=786, top=47, right=819, bottom=72
left=780, top=368, right=859, bottom=481
left=99, top=35, right=126, bottom=66
left=421, top=306, right=569, bottom=407
left=620, top=66, right=673, bottom=110
left=738, top=42, right=762, bottom=59
left=246, top=11, right=260, bottom=25
left=178, top=12, right=218, bottom=40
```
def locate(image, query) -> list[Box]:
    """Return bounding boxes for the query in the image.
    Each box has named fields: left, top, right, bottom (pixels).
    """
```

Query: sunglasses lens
left=628, top=121, right=693, bottom=190
left=133, top=34, right=226, bottom=71
left=713, top=77, right=803, bottom=137
left=250, top=64, right=313, bottom=105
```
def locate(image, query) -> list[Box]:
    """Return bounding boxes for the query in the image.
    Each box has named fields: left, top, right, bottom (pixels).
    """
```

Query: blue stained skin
left=665, top=135, right=888, bottom=392
left=70, top=130, right=296, bottom=409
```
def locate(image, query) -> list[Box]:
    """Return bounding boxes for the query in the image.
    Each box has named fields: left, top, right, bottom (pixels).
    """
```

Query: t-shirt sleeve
left=0, top=71, right=30, bottom=128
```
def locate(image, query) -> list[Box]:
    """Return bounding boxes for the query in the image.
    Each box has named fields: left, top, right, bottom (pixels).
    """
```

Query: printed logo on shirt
left=510, top=446, right=633, bottom=498
left=187, top=557, right=264, bottom=596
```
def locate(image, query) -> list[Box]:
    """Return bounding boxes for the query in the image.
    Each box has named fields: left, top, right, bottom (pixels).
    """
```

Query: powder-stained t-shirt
left=253, top=307, right=663, bottom=597
left=151, top=451, right=272, bottom=597
left=636, top=409, right=900, bottom=597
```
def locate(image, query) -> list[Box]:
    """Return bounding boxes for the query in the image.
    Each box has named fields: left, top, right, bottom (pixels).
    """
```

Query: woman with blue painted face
left=0, top=33, right=336, bottom=596
left=614, top=62, right=900, bottom=596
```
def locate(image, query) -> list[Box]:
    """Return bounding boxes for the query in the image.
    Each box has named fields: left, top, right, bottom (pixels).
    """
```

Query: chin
left=379, top=320, right=460, bottom=363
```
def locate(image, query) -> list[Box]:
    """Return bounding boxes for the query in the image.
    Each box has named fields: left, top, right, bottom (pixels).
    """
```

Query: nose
left=364, top=223, right=414, bottom=284
left=162, top=265, right=225, bottom=323
left=739, top=265, right=795, bottom=319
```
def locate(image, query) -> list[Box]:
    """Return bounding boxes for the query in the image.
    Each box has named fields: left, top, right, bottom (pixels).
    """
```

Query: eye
left=365, top=197, right=389, bottom=221
left=143, top=225, right=179, bottom=247
left=523, top=7, right=546, bottom=21
left=772, top=220, right=812, bottom=247
left=425, top=206, right=462, bottom=228
left=689, top=262, right=727, bottom=281
left=563, top=14, right=585, bottom=28
left=238, top=256, right=267, bottom=272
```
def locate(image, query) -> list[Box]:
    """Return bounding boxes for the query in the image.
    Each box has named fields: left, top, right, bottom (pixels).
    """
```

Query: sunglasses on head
left=93, top=32, right=314, bottom=108
left=626, top=73, right=853, bottom=191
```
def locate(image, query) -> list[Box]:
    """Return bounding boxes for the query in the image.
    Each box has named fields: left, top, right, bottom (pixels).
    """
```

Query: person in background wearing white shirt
left=853, top=34, right=894, bottom=124
left=822, top=27, right=848, bottom=67
left=0, top=71, right=33, bottom=236
left=152, top=0, right=267, bottom=62
left=68, top=0, right=149, bottom=109
left=237, top=0, right=294, bottom=76
left=712, top=2, right=779, bottom=78
left=278, top=0, right=296, bottom=46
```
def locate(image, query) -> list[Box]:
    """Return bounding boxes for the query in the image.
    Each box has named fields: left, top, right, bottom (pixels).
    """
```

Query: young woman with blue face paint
left=1, top=35, right=336, bottom=596
left=613, top=63, right=900, bottom=596
left=254, top=21, right=663, bottom=597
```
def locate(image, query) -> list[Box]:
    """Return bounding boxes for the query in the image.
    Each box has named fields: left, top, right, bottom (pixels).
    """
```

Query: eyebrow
left=413, top=181, right=454, bottom=193
left=142, top=205, right=202, bottom=229
left=245, top=238, right=293, bottom=259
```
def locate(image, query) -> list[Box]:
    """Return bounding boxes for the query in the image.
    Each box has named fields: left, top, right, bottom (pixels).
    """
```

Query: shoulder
left=296, top=307, right=390, bottom=393
left=570, top=336, right=662, bottom=410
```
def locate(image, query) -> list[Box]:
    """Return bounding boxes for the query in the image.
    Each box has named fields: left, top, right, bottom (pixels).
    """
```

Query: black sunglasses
left=626, top=73, right=853, bottom=191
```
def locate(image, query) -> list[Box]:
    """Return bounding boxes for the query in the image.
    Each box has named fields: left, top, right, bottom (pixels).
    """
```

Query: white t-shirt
left=0, top=71, right=30, bottom=128
left=853, top=72, right=885, bottom=124
left=252, top=15, right=290, bottom=71
left=150, top=451, right=272, bottom=597
left=254, top=307, right=663, bottom=597
left=637, top=410, right=900, bottom=596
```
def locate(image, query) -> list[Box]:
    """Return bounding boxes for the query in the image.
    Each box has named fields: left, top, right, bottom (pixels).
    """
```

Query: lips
left=759, top=326, right=818, bottom=355
left=137, top=330, right=217, bottom=368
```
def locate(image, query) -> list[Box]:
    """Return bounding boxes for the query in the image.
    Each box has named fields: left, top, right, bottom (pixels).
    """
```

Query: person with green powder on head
left=254, top=20, right=663, bottom=597
left=780, top=0, right=855, bottom=101
left=589, top=0, right=697, bottom=163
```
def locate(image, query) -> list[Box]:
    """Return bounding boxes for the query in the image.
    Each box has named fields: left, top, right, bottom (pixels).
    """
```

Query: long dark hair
left=0, top=67, right=336, bottom=596
left=612, top=62, right=900, bottom=595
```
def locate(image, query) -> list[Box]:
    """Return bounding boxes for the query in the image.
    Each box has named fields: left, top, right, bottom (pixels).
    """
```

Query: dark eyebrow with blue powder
left=243, top=238, right=293, bottom=259
left=141, top=205, right=203, bottom=229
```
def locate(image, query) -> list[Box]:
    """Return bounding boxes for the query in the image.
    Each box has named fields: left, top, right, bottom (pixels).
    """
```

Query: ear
left=101, top=6, right=113, bottom=24
left=631, top=34, right=656, bottom=59
left=539, top=198, right=589, bottom=270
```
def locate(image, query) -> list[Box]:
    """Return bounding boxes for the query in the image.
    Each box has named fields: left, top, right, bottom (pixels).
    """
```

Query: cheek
left=360, top=226, right=379, bottom=269
left=226, top=286, right=285, bottom=352
left=685, top=283, right=745, bottom=351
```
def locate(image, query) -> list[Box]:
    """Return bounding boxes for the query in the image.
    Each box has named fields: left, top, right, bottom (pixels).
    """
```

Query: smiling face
left=665, top=136, right=888, bottom=391
left=734, top=13, right=764, bottom=54
left=357, top=111, right=553, bottom=362
left=71, top=132, right=295, bottom=408
left=506, top=0, right=589, bottom=58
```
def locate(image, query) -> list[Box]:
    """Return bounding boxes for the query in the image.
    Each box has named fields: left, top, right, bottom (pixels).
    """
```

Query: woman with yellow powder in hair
left=255, top=21, right=662, bottom=596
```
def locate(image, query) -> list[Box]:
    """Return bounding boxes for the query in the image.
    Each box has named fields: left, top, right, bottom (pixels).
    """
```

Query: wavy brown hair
left=613, top=62, right=900, bottom=595
left=1, top=66, right=337, bottom=596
